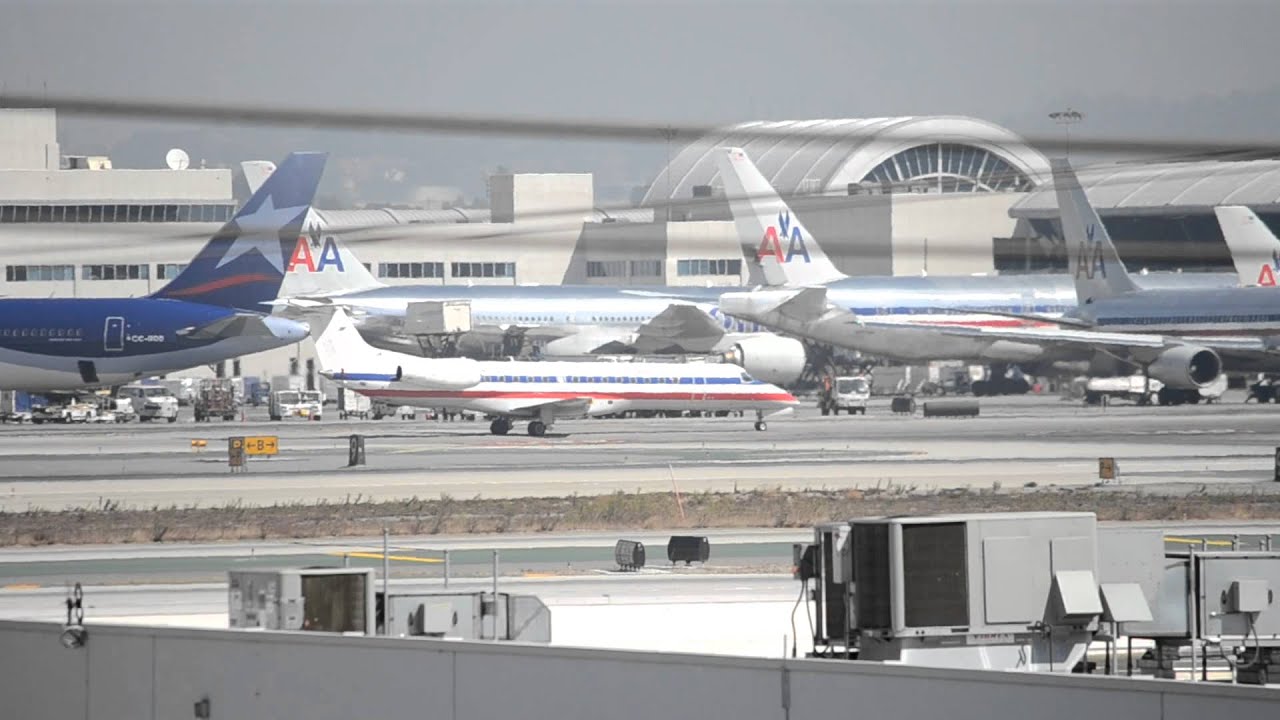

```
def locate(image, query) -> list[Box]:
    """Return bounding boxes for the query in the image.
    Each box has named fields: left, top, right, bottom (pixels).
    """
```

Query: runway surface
left=1, top=394, right=1278, bottom=510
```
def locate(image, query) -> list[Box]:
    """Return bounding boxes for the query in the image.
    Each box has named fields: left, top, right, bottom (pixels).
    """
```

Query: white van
left=118, top=384, right=180, bottom=422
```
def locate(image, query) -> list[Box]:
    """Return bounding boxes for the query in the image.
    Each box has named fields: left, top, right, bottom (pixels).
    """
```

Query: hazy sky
left=3, top=0, right=1280, bottom=203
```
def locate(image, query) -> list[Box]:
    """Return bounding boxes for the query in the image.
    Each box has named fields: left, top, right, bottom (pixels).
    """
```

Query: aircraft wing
left=771, top=286, right=832, bottom=322
left=922, top=306, right=1093, bottom=328
left=503, top=397, right=593, bottom=418
left=911, top=323, right=1279, bottom=364
left=632, top=304, right=726, bottom=354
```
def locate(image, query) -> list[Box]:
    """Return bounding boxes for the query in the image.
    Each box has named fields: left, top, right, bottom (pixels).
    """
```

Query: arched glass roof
left=641, top=116, right=1051, bottom=205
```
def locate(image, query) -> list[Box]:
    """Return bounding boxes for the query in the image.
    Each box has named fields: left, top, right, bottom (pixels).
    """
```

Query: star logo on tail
left=215, top=196, right=309, bottom=273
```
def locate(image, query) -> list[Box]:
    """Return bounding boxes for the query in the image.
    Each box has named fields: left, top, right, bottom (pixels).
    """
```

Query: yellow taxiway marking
left=522, top=572, right=558, bottom=579
left=1166, top=536, right=1235, bottom=548
left=328, top=551, right=443, bottom=564
left=3, top=584, right=40, bottom=591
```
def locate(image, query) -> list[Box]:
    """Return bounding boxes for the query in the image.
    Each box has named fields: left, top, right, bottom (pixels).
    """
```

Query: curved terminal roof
left=1011, top=160, right=1280, bottom=218
left=641, top=116, right=1051, bottom=205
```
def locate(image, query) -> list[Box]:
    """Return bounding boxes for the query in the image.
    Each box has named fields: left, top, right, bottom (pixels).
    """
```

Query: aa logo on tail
left=756, top=211, right=811, bottom=264
left=1259, top=251, right=1280, bottom=286
left=1074, top=224, right=1107, bottom=280
left=287, top=229, right=345, bottom=273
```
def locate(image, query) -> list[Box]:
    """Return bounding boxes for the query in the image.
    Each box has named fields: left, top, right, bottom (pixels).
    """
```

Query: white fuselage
left=330, top=357, right=797, bottom=420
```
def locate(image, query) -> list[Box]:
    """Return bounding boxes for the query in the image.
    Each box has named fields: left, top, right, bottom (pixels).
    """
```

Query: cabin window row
left=1102, top=315, right=1280, bottom=325
left=0, top=327, right=85, bottom=338
left=0, top=204, right=236, bottom=224
left=476, top=375, right=744, bottom=385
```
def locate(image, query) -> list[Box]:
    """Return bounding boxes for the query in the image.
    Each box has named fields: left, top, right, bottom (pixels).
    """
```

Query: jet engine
left=1146, top=345, right=1222, bottom=389
left=395, top=359, right=483, bottom=390
left=720, top=336, right=807, bottom=386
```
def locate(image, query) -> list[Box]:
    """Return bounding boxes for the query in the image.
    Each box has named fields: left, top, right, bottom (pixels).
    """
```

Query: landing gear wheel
left=489, top=418, right=511, bottom=435
left=754, top=420, right=767, bottom=431
left=527, top=420, right=547, bottom=437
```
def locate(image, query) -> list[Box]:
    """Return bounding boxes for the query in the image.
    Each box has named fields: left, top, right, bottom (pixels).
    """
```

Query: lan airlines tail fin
left=241, top=161, right=386, bottom=299
left=1214, top=206, right=1280, bottom=287
left=152, top=152, right=327, bottom=312
left=715, top=147, right=847, bottom=288
left=1051, top=158, right=1139, bottom=305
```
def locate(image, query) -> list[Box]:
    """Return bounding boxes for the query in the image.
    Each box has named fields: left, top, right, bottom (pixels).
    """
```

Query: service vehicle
left=194, top=378, right=240, bottom=422
left=270, top=389, right=323, bottom=421
left=117, top=384, right=180, bottom=422
left=818, top=375, right=871, bottom=415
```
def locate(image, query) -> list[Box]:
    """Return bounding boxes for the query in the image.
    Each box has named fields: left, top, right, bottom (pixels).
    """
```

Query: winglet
left=1215, top=206, right=1280, bottom=287
left=715, top=147, right=847, bottom=288
left=1051, top=158, right=1139, bottom=304
left=153, top=152, right=327, bottom=311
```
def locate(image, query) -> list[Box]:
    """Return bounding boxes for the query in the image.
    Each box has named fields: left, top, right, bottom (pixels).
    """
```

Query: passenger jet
left=0, top=153, right=325, bottom=391
left=314, top=309, right=798, bottom=436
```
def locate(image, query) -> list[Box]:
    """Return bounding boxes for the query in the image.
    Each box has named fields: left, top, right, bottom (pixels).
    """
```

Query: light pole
left=1048, top=108, right=1085, bottom=159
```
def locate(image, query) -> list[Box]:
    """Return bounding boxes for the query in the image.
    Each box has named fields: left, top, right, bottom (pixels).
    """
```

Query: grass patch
left=2, top=486, right=1279, bottom=546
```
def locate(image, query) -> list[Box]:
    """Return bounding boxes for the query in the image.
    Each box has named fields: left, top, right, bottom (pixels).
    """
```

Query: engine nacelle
left=1146, top=345, right=1221, bottom=389
left=721, top=335, right=806, bottom=386
left=395, top=359, right=483, bottom=390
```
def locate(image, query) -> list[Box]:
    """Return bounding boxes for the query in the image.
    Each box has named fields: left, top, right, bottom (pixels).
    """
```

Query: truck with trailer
left=194, top=378, right=240, bottom=422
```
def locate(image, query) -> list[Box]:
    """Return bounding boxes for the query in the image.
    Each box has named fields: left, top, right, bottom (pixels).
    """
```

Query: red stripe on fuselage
left=160, top=273, right=276, bottom=298
left=911, top=319, right=1056, bottom=328
left=364, top=389, right=797, bottom=402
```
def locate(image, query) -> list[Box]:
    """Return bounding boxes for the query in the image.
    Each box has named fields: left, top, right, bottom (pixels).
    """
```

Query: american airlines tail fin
left=238, top=161, right=386, bottom=299
left=152, top=152, right=327, bottom=312
left=1215, top=206, right=1280, bottom=287
left=1051, top=158, right=1139, bottom=304
left=715, top=147, right=847, bottom=287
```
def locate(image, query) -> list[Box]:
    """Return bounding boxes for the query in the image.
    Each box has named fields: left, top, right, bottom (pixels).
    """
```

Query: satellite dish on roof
left=165, top=148, right=190, bottom=170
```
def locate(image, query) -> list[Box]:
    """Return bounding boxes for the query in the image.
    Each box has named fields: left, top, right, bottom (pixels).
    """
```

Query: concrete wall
left=0, top=168, right=232, bottom=203
left=890, top=192, right=1021, bottom=275
left=1, top=620, right=1274, bottom=720
left=0, top=109, right=58, bottom=170
left=490, top=173, right=594, bottom=224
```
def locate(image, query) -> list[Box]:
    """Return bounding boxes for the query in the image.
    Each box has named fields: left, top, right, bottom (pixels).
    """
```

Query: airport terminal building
left=3, top=108, right=1279, bottom=382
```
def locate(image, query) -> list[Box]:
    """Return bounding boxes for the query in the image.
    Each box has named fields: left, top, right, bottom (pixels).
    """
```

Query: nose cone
left=265, top=315, right=311, bottom=344
left=763, top=383, right=800, bottom=407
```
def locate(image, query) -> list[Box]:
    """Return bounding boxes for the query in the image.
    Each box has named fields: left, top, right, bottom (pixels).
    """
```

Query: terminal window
left=677, top=258, right=742, bottom=276
left=629, top=260, right=662, bottom=277
left=451, top=262, right=515, bottom=279
left=587, top=260, right=627, bottom=278
left=155, top=263, right=188, bottom=280
left=5, top=265, right=74, bottom=282
left=83, top=264, right=149, bottom=281
left=0, top=204, right=235, bottom=224
left=378, top=262, right=444, bottom=279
